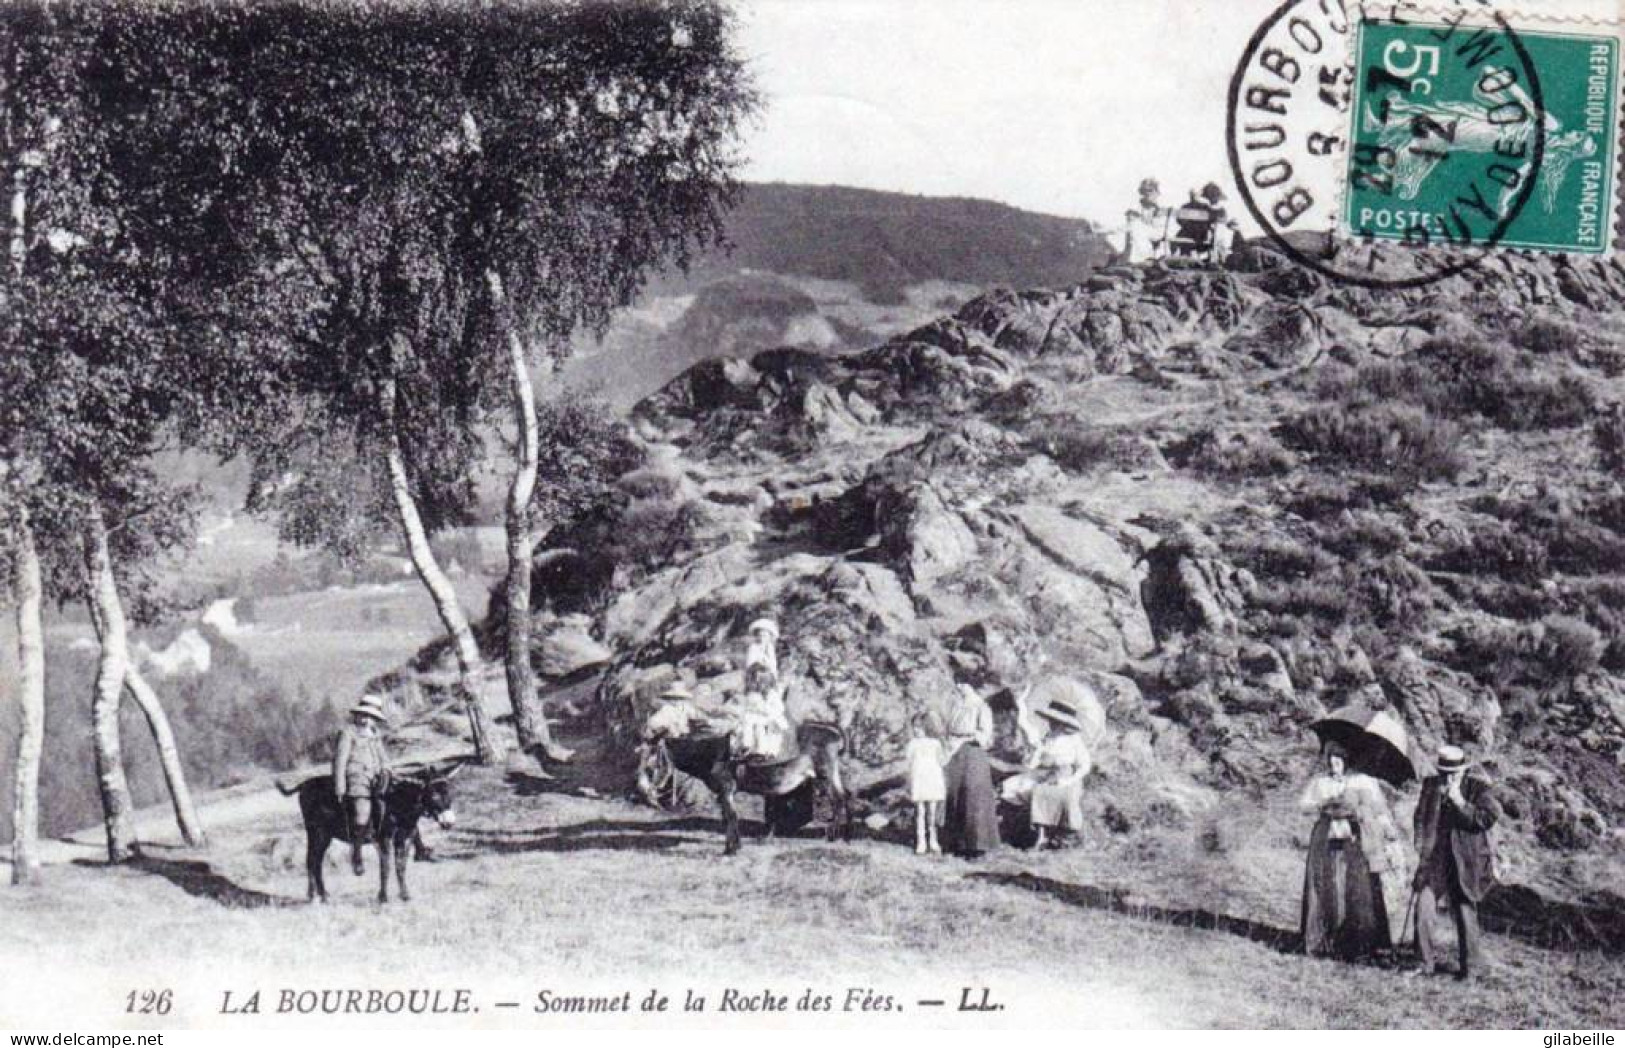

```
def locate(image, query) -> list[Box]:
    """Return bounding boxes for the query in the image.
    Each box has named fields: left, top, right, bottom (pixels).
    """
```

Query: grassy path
left=3, top=742, right=1618, bottom=1029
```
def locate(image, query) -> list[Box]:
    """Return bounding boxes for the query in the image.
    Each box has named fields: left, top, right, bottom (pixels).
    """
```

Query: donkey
left=280, top=764, right=461, bottom=903
left=639, top=722, right=852, bottom=855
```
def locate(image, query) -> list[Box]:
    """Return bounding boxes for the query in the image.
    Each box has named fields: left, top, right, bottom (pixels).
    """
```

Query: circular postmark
left=1226, top=0, right=1548, bottom=289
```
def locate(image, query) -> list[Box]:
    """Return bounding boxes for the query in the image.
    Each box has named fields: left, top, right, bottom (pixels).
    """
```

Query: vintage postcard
left=2, top=0, right=1623, bottom=1034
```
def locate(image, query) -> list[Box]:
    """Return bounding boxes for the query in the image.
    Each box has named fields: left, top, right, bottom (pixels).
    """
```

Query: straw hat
left=1036, top=700, right=1084, bottom=733
left=747, top=617, right=780, bottom=642
left=659, top=682, right=695, bottom=702
left=349, top=694, right=388, bottom=723
left=1436, top=744, right=1468, bottom=773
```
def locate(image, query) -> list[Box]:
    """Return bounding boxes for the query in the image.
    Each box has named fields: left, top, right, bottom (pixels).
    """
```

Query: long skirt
left=1301, top=816, right=1392, bottom=960
left=943, top=743, right=1000, bottom=856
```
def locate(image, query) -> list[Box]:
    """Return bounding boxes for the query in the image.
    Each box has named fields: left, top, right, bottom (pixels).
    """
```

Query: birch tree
left=0, top=1, right=241, bottom=862
left=426, top=1, right=757, bottom=759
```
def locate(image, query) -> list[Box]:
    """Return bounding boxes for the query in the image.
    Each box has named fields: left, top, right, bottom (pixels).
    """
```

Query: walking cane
left=1399, top=884, right=1419, bottom=947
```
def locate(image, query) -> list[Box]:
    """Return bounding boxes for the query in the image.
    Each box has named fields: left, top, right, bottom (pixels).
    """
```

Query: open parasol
left=1021, top=676, right=1108, bottom=747
left=1310, top=704, right=1415, bottom=786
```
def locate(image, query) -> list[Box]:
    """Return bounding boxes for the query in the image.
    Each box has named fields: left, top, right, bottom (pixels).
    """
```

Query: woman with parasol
left=1298, top=703, right=1413, bottom=961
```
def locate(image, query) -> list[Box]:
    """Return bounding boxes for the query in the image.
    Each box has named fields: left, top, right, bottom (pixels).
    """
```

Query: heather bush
left=1228, top=532, right=1338, bottom=580
left=1594, top=406, right=1625, bottom=474
left=1278, top=401, right=1465, bottom=481
left=1169, top=428, right=1297, bottom=478
left=1315, top=509, right=1410, bottom=558
left=1284, top=476, right=1411, bottom=519
left=1032, top=425, right=1116, bottom=473
left=1536, top=614, right=1603, bottom=680
left=1424, top=519, right=1550, bottom=584
left=1512, top=316, right=1583, bottom=357
left=1326, top=336, right=1597, bottom=433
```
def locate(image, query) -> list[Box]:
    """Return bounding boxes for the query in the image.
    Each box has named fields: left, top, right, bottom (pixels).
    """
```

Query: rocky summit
left=526, top=244, right=1625, bottom=890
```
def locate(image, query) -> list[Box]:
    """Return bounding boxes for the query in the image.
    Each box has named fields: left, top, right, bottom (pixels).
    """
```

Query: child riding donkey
left=333, top=694, right=392, bottom=874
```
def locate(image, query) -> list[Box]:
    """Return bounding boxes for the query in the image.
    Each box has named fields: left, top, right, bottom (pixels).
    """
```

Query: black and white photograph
left=1, top=0, right=1623, bottom=1033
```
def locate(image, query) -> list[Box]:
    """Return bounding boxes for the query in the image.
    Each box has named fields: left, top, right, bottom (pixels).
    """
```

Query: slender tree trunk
left=9, top=508, right=45, bottom=884
left=9, top=160, right=25, bottom=277
left=490, top=273, right=571, bottom=763
left=380, top=378, right=504, bottom=763
left=124, top=667, right=206, bottom=847
left=82, top=507, right=137, bottom=863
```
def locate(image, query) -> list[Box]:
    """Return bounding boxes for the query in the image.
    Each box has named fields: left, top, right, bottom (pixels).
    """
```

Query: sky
left=735, top=0, right=1283, bottom=227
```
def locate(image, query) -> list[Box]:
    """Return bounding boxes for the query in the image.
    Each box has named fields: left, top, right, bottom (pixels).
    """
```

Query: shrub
left=1329, top=336, right=1597, bottom=432
left=1536, top=614, right=1603, bottom=680
left=1024, top=419, right=1149, bottom=475
left=1594, top=407, right=1625, bottom=475
left=1425, top=518, right=1550, bottom=584
left=1228, top=532, right=1337, bottom=579
left=1169, top=428, right=1297, bottom=478
left=1478, top=498, right=1625, bottom=576
left=1512, top=316, right=1583, bottom=357
left=1278, top=401, right=1465, bottom=482
left=1315, top=509, right=1409, bottom=558
left=1033, top=426, right=1115, bottom=473
left=1284, top=476, right=1411, bottom=519
left=1487, top=372, right=1596, bottom=431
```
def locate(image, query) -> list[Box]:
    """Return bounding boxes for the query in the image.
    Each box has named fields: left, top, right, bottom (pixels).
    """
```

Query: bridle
left=639, top=742, right=677, bottom=807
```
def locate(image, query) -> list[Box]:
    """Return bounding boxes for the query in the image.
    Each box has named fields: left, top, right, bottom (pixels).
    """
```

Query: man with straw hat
left=1411, top=743, right=1501, bottom=980
left=333, top=693, right=391, bottom=876
left=1000, top=700, right=1094, bottom=849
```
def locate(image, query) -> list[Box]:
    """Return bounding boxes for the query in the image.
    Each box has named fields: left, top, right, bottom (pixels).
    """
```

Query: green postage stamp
left=1344, top=10, right=1620, bottom=254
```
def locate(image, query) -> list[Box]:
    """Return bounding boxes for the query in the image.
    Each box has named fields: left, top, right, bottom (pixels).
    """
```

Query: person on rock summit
left=1411, top=744, right=1501, bottom=980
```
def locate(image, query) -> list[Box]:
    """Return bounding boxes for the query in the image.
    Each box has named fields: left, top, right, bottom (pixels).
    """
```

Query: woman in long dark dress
left=1299, top=741, right=1403, bottom=960
left=942, top=684, right=1000, bottom=858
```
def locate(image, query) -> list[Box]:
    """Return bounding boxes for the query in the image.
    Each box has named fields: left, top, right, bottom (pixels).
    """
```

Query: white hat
left=748, top=618, right=780, bottom=641
left=1436, top=744, right=1468, bottom=772
left=659, top=682, right=695, bottom=702
left=350, top=694, right=388, bottom=723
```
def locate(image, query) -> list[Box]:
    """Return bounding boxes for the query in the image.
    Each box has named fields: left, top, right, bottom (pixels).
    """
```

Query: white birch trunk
left=124, top=667, right=207, bottom=847
left=83, top=507, right=137, bottom=863
left=380, top=378, right=504, bottom=763
left=9, top=509, right=45, bottom=884
left=490, top=272, right=570, bottom=762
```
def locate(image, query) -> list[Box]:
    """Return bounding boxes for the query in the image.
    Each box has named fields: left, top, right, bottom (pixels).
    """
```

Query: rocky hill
left=559, top=183, right=1113, bottom=407
left=523, top=244, right=1625, bottom=895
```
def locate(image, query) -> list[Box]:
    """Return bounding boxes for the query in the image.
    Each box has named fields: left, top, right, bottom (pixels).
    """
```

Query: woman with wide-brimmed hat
left=941, top=683, right=1000, bottom=858
left=1000, top=700, right=1093, bottom=848
left=333, top=693, right=391, bottom=875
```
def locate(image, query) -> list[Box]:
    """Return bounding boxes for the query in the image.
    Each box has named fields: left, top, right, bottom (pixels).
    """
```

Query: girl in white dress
left=905, top=712, right=947, bottom=855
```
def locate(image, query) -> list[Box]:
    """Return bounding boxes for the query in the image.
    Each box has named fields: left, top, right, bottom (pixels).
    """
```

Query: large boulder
left=534, top=616, right=613, bottom=679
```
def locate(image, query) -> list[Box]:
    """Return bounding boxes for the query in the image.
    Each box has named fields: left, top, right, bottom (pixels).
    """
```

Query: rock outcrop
left=528, top=255, right=1625, bottom=871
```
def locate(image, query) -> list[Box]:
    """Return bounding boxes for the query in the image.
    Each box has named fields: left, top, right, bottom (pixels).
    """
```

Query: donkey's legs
left=716, top=773, right=741, bottom=856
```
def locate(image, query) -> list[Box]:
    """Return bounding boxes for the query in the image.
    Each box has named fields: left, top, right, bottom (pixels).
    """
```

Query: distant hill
left=648, top=182, right=1113, bottom=304
left=563, top=182, right=1114, bottom=406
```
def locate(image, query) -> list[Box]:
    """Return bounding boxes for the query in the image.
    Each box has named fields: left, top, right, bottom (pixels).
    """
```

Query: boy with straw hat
left=333, top=693, right=391, bottom=875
